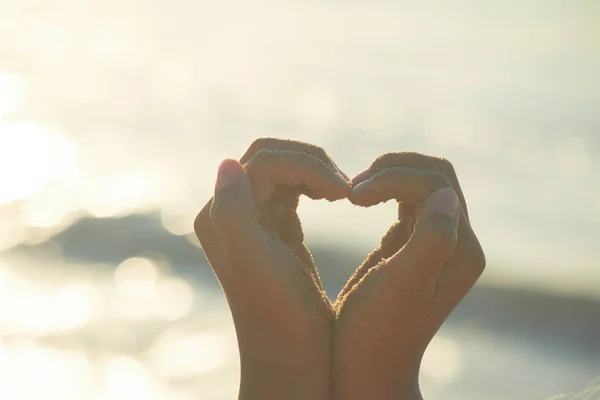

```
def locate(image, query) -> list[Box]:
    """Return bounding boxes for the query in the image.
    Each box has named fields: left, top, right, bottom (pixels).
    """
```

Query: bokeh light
left=115, top=257, right=158, bottom=298
left=150, top=277, right=195, bottom=321
left=103, top=357, right=163, bottom=400
left=149, top=330, right=230, bottom=379
left=421, top=335, right=463, bottom=386
left=0, top=121, right=77, bottom=206
left=0, top=70, right=25, bottom=119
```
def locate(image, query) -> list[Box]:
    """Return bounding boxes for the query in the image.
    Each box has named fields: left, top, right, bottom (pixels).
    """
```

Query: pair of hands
left=194, top=138, right=485, bottom=400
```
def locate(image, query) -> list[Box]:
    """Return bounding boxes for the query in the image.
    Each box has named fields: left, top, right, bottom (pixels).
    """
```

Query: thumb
left=209, top=159, right=264, bottom=256
left=388, top=187, right=460, bottom=288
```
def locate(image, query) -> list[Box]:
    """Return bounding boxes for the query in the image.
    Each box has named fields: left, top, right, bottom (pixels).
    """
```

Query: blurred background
left=1, top=0, right=599, bottom=399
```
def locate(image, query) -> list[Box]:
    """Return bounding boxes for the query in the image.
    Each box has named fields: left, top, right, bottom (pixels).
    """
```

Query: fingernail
left=352, top=179, right=370, bottom=193
left=350, top=168, right=371, bottom=186
left=215, top=159, right=242, bottom=191
left=429, top=187, right=459, bottom=218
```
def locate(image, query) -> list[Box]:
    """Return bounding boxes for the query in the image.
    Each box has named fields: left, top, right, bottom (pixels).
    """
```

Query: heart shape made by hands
left=234, top=139, right=483, bottom=306
left=194, top=138, right=486, bottom=400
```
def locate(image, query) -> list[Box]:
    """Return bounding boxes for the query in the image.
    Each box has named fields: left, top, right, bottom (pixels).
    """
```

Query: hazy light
left=10, top=14, right=75, bottom=57
left=0, top=120, right=77, bottom=205
left=25, top=188, right=72, bottom=228
left=151, top=277, right=194, bottom=320
left=83, top=168, right=164, bottom=218
left=86, top=27, right=137, bottom=65
left=295, top=83, right=340, bottom=129
left=150, top=330, right=230, bottom=379
left=0, top=69, right=26, bottom=119
left=149, top=63, right=194, bottom=104
left=0, top=343, right=94, bottom=400
left=103, top=357, right=162, bottom=400
left=0, top=340, right=8, bottom=385
left=116, top=297, right=154, bottom=321
left=161, top=198, right=200, bottom=236
left=421, top=335, right=463, bottom=385
left=355, top=92, right=395, bottom=133
left=114, top=257, right=158, bottom=298
left=555, top=136, right=591, bottom=179
left=0, top=268, right=96, bottom=335
left=53, top=283, right=97, bottom=331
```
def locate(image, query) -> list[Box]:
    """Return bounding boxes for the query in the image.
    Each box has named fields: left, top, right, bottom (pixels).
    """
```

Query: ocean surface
left=0, top=0, right=599, bottom=398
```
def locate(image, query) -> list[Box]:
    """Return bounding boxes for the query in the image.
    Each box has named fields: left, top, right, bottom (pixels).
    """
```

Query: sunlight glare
left=25, top=188, right=72, bottom=228
left=0, top=270, right=96, bottom=335
left=0, top=120, right=77, bottom=205
left=83, top=168, right=164, bottom=218
left=0, top=69, right=26, bottom=119
left=53, top=283, right=97, bottom=331
left=0, top=339, right=8, bottom=384
left=295, top=83, right=340, bottom=130
left=149, top=62, right=194, bottom=104
left=151, top=277, right=194, bottom=320
left=10, top=14, right=75, bottom=57
left=161, top=198, right=200, bottom=236
left=0, top=343, right=94, bottom=400
left=103, top=357, right=161, bottom=400
left=114, top=257, right=158, bottom=298
left=150, top=330, right=230, bottom=379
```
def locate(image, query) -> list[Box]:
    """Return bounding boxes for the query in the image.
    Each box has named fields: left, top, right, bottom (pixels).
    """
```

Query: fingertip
left=424, top=187, right=459, bottom=220
left=215, top=159, right=246, bottom=192
left=324, top=181, right=352, bottom=201
left=410, top=188, right=460, bottom=251
left=347, top=179, right=382, bottom=207
left=350, top=168, right=372, bottom=187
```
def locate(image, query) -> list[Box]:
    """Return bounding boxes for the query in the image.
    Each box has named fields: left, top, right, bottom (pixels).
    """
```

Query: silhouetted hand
left=331, top=153, right=486, bottom=400
left=194, top=138, right=350, bottom=400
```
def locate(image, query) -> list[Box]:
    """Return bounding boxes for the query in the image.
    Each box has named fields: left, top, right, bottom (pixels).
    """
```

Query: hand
left=193, top=138, right=350, bottom=400
left=331, top=152, right=486, bottom=400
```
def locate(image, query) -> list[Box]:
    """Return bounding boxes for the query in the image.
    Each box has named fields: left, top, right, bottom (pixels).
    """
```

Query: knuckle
left=438, top=157, right=456, bottom=176
left=242, top=137, right=275, bottom=163
left=244, top=148, right=275, bottom=171
left=371, top=152, right=400, bottom=169
left=312, top=145, right=328, bottom=160
left=248, top=137, right=271, bottom=151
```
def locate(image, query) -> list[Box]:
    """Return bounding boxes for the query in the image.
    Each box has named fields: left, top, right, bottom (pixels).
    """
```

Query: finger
left=385, top=187, right=460, bottom=297
left=208, top=159, right=273, bottom=272
left=433, top=211, right=486, bottom=309
left=335, top=188, right=460, bottom=309
left=245, top=148, right=350, bottom=203
left=240, top=137, right=349, bottom=180
left=349, top=166, right=452, bottom=208
left=350, top=154, right=485, bottom=307
left=351, top=152, right=469, bottom=219
left=194, top=198, right=226, bottom=279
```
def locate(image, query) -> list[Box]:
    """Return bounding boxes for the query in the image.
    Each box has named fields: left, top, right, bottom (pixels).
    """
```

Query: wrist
left=234, top=310, right=332, bottom=400
left=238, top=335, right=331, bottom=400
